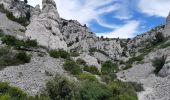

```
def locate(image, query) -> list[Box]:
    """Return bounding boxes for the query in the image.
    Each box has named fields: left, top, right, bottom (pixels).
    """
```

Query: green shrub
left=76, top=58, right=86, bottom=65
left=70, top=52, right=80, bottom=57
left=101, top=73, right=117, bottom=83
left=46, top=75, right=80, bottom=100
left=0, top=48, right=31, bottom=68
left=0, top=82, right=50, bottom=100
left=16, top=52, right=31, bottom=63
left=49, top=49, right=70, bottom=59
left=63, top=60, right=82, bottom=75
left=124, top=54, right=144, bottom=70
left=80, top=81, right=112, bottom=100
left=108, top=81, right=143, bottom=100
left=49, top=50, right=60, bottom=58
left=89, top=48, right=98, bottom=52
left=101, top=61, right=118, bottom=75
left=5, top=9, right=28, bottom=26
left=1, top=35, right=38, bottom=49
left=84, top=66, right=100, bottom=75
left=25, top=39, right=38, bottom=48
left=152, top=32, right=165, bottom=45
left=77, top=73, right=98, bottom=82
left=159, top=41, right=170, bottom=49
left=152, top=56, right=166, bottom=74
left=0, top=4, right=29, bottom=26
left=0, top=82, right=26, bottom=100
left=0, top=29, right=4, bottom=37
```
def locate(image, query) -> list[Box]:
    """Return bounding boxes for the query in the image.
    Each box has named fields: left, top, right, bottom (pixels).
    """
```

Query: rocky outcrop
left=25, top=0, right=67, bottom=50
left=0, top=0, right=33, bottom=18
left=158, top=55, right=170, bottom=77
left=0, top=12, right=25, bottom=38
left=164, top=12, right=170, bottom=37
left=59, top=19, right=123, bottom=60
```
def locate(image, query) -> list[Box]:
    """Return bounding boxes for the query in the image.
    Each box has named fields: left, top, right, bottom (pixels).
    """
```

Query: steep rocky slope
left=0, top=0, right=170, bottom=99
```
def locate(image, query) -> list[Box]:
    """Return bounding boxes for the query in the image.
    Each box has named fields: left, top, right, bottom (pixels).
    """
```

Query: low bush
left=70, top=52, right=80, bottom=57
left=49, top=49, right=70, bottom=59
left=108, top=81, right=143, bottom=100
left=0, top=47, right=31, bottom=68
left=16, top=52, right=31, bottom=63
left=80, top=81, right=112, bottom=100
left=101, top=61, right=118, bottom=75
left=77, top=73, right=98, bottom=82
left=1, top=35, right=38, bottom=49
left=84, top=66, right=100, bottom=75
left=0, top=29, right=4, bottom=37
left=152, top=56, right=166, bottom=74
left=89, top=48, right=98, bottom=52
left=101, top=73, right=117, bottom=83
left=159, top=41, right=170, bottom=49
left=45, top=74, right=143, bottom=100
left=5, top=9, right=28, bottom=26
left=152, top=32, right=165, bottom=45
left=46, top=75, right=80, bottom=100
left=76, top=58, right=86, bottom=65
left=0, top=82, right=50, bottom=100
left=124, top=54, right=144, bottom=70
left=63, top=59, right=82, bottom=75
left=0, top=82, right=27, bottom=100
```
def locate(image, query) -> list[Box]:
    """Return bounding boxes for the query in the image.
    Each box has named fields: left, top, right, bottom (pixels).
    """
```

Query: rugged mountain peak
left=42, top=0, right=56, bottom=8
left=164, top=12, right=170, bottom=37
left=41, top=0, right=59, bottom=21
left=25, top=0, right=67, bottom=50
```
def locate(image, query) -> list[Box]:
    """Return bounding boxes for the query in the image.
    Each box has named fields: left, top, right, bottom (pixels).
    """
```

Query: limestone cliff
left=25, top=0, right=67, bottom=50
left=164, top=12, right=170, bottom=37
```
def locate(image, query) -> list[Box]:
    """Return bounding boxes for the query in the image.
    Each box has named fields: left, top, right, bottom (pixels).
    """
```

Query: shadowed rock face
left=164, top=12, right=170, bottom=37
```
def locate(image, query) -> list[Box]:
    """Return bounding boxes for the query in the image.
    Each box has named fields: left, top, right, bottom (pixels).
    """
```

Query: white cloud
left=26, top=0, right=141, bottom=38
left=138, top=0, right=170, bottom=17
left=97, top=20, right=140, bottom=38
left=114, top=0, right=133, bottom=20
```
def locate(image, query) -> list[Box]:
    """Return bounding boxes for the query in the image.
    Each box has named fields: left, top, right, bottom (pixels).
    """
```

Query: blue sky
left=26, top=0, right=170, bottom=38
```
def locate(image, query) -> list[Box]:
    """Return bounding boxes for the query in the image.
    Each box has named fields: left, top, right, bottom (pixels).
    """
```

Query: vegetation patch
left=0, top=29, right=4, bottom=37
left=0, top=4, right=30, bottom=26
left=0, top=47, right=31, bottom=69
left=45, top=74, right=143, bottom=100
left=101, top=60, right=118, bottom=75
left=76, top=58, right=86, bottom=65
left=63, top=59, right=82, bottom=75
left=0, top=82, right=50, bottom=100
left=49, top=49, right=70, bottom=59
left=77, top=73, right=98, bottom=82
left=84, top=66, right=100, bottom=75
left=159, top=41, right=170, bottom=49
left=152, top=56, right=166, bottom=74
left=1, top=35, right=38, bottom=49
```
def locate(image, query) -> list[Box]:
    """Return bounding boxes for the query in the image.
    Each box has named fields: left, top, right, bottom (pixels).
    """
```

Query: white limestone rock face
left=164, top=12, right=170, bottom=37
left=25, top=0, right=67, bottom=50
left=0, top=0, right=33, bottom=18
left=59, top=19, right=123, bottom=60
left=0, top=12, right=25, bottom=37
left=74, top=53, right=101, bottom=70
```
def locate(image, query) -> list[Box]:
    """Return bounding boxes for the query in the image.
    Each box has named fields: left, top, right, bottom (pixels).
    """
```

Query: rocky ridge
left=0, top=0, right=170, bottom=99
